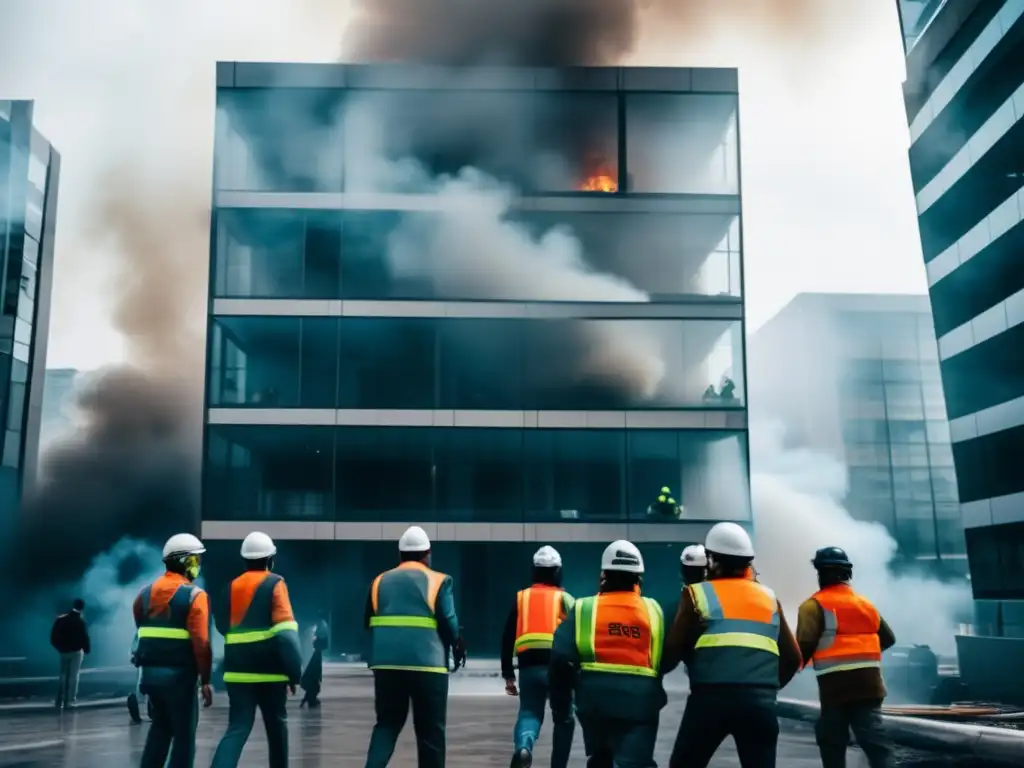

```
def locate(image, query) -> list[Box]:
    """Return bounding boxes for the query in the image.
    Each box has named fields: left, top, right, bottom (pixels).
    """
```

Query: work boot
left=510, top=747, right=532, bottom=768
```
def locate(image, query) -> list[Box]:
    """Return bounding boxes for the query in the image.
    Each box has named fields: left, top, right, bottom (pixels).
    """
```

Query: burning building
left=201, top=62, right=749, bottom=652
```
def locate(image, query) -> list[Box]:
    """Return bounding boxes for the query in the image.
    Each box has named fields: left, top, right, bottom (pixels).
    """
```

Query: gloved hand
left=451, top=637, right=467, bottom=673
left=504, top=678, right=518, bottom=696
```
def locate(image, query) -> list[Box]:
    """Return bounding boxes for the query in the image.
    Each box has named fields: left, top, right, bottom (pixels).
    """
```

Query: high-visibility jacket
left=369, top=561, right=450, bottom=674
left=688, top=577, right=781, bottom=687
left=222, top=573, right=300, bottom=684
left=514, top=585, right=574, bottom=655
left=135, top=582, right=202, bottom=670
left=809, top=584, right=882, bottom=677
left=575, top=592, right=664, bottom=678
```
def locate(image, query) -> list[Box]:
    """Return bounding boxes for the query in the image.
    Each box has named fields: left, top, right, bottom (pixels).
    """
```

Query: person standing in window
left=51, top=598, right=90, bottom=709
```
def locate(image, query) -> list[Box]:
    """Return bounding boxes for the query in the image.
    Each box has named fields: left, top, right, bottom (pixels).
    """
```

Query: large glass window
left=205, top=426, right=750, bottom=524
left=625, top=93, right=738, bottom=195
left=208, top=317, right=338, bottom=408
left=213, top=209, right=341, bottom=299
left=894, top=500, right=938, bottom=560
left=214, top=88, right=345, bottom=193
left=204, top=426, right=334, bottom=520
left=532, top=93, right=619, bottom=194
left=337, top=318, right=435, bottom=409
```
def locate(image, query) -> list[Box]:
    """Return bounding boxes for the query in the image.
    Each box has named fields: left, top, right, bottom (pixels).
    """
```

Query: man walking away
left=135, top=533, right=213, bottom=768
left=300, top=612, right=330, bottom=708
left=51, top=598, right=90, bottom=709
left=501, top=545, right=576, bottom=768
left=798, top=547, right=896, bottom=768
left=364, top=526, right=466, bottom=768
left=211, top=532, right=302, bottom=768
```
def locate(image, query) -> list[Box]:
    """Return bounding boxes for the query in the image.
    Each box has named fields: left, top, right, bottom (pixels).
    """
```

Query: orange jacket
left=133, top=571, right=212, bottom=684
left=807, top=584, right=882, bottom=676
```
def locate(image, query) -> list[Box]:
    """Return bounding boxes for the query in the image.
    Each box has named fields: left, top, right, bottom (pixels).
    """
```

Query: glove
left=451, top=637, right=467, bottom=673
left=505, top=679, right=518, bottom=696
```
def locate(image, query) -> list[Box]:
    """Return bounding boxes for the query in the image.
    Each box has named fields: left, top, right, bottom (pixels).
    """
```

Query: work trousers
left=56, top=650, right=84, bottom=708
left=514, top=665, right=575, bottom=768
left=365, top=669, right=448, bottom=768
left=210, top=683, right=289, bottom=768
left=139, top=680, right=199, bottom=768
left=578, top=715, right=659, bottom=768
left=815, top=699, right=892, bottom=768
left=669, top=686, right=779, bottom=768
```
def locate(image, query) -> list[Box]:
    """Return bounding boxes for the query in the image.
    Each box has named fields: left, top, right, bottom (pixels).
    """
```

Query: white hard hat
left=705, top=522, right=755, bottom=558
left=399, top=526, right=431, bottom=553
left=533, top=545, right=562, bottom=568
left=601, top=540, right=644, bottom=574
left=241, top=531, right=277, bottom=560
left=162, top=533, right=206, bottom=560
left=681, top=544, right=707, bottom=567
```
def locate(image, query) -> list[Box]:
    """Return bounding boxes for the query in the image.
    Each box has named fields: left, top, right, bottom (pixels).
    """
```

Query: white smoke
left=750, top=420, right=971, bottom=657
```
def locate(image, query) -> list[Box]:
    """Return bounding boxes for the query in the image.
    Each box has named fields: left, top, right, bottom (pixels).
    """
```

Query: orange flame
left=580, top=168, right=618, bottom=193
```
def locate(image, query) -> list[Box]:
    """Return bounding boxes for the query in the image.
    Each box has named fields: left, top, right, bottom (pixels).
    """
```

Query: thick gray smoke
left=750, top=420, right=972, bottom=657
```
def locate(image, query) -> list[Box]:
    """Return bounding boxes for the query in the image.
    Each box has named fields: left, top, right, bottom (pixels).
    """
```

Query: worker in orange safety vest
left=500, top=546, right=576, bottom=768
left=797, top=546, right=895, bottom=768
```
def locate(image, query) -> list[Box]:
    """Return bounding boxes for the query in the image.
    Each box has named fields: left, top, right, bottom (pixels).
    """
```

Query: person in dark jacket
left=300, top=613, right=330, bottom=708
left=51, top=598, right=90, bottom=709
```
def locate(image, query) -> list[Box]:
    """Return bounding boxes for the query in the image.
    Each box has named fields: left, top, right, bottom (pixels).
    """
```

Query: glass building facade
left=0, top=101, right=59, bottom=538
left=202, top=63, right=749, bottom=652
left=749, top=293, right=963, bottom=575
left=897, top=0, right=1024, bottom=702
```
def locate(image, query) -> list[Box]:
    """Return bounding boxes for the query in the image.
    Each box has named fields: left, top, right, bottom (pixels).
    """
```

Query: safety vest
left=135, top=582, right=201, bottom=670
left=688, top=578, right=781, bottom=687
left=810, top=584, right=882, bottom=677
left=514, top=585, right=573, bottom=654
left=222, top=573, right=300, bottom=684
left=575, top=592, right=664, bottom=678
left=369, top=562, right=449, bottom=674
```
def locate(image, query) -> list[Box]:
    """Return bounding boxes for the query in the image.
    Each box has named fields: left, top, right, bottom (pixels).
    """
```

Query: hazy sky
left=0, top=0, right=927, bottom=372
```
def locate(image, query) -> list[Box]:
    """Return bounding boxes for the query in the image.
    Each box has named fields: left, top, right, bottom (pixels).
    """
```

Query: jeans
left=669, top=687, right=779, bottom=768
left=139, top=680, right=199, bottom=768
left=578, top=715, right=659, bottom=768
left=56, top=650, right=84, bottom=708
left=210, top=683, right=289, bottom=768
left=366, top=669, right=448, bottom=768
left=514, top=665, right=575, bottom=768
left=816, top=700, right=892, bottom=768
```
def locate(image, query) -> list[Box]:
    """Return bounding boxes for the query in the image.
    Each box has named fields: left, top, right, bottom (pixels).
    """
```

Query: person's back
left=51, top=599, right=89, bottom=709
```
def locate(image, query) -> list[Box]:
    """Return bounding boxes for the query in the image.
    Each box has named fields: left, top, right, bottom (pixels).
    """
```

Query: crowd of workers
left=121, top=521, right=894, bottom=767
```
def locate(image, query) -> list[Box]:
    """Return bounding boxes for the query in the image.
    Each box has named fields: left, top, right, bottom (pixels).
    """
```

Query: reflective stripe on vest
left=575, top=593, right=664, bottom=678
left=514, top=586, right=570, bottom=654
left=810, top=584, right=882, bottom=677
left=136, top=582, right=200, bottom=669
left=223, top=573, right=297, bottom=684
left=689, top=578, right=781, bottom=686
left=369, top=562, right=449, bottom=674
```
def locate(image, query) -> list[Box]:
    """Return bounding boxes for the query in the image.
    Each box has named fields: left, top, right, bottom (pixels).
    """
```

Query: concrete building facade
left=749, top=293, right=964, bottom=576
left=200, top=62, right=750, bottom=652
left=897, top=0, right=1024, bottom=701
left=0, top=101, right=59, bottom=531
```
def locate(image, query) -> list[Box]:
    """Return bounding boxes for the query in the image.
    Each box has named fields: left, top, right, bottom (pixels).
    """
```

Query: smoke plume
left=750, top=420, right=971, bottom=657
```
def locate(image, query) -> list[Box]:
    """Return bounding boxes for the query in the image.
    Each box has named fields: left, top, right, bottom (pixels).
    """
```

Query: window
left=882, top=360, right=922, bottom=382
left=954, top=425, right=1024, bottom=502
left=890, top=443, right=930, bottom=468
left=966, top=527, right=1003, bottom=598
left=844, top=443, right=890, bottom=467
left=847, top=467, right=893, bottom=500
left=209, top=317, right=338, bottom=408
left=931, top=466, right=959, bottom=502
left=885, top=383, right=924, bottom=419
left=842, top=419, right=888, bottom=444
left=896, top=515, right=937, bottom=560
left=437, top=320, right=523, bottom=410
left=204, top=426, right=334, bottom=520
left=436, top=430, right=524, bottom=520
left=338, top=211, right=408, bottom=299
left=215, top=88, right=344, bottom=193
left=525, top=430, right=625, bottom=522
left=926, top=419, right=951, bottom=444
left=889, top=419, right=926, bottom=443
left=335, top=427, right=436, bottom=520
left=337, top=318, right=435, bottom=409
left=935, top=503, right=965, bottom=558
left=846, top=359, right=883, bottom=382
left=533, top=93, right=619, bottom=194
left=625, top=93, right=738, bottom=195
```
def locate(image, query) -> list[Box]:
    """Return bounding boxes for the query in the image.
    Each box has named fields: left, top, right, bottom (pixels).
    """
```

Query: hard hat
left=601, top=540, right=644, bottom=574
left=399, top=525, right=431, bottom=553
left=705, top=522, right=755, bottom=558
left=812, top=546, right=852, bottom=569
left=241, top=531, right=277, bottom=560
left=533, top=545, right=562, bottom=568
left=681, top=544, right=707, bottom=567
left=162, top=533, right=206, bottom=560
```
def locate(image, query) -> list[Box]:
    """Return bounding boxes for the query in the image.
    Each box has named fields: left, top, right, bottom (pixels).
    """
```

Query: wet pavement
left=0, top=670, right=972, bottom=766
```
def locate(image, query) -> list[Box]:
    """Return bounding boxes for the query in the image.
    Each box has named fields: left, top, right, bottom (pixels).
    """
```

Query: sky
left=0, top=0, right=928, bottom=373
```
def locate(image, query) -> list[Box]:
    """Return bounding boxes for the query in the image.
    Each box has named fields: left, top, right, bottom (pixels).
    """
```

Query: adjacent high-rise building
left=0, top=101, right=59, bottom=528
left=201, top=62, right=750, bottom=651
left=749, top=293, right=964, bottom=576
left=897, top=0, right=1024, bottom=700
